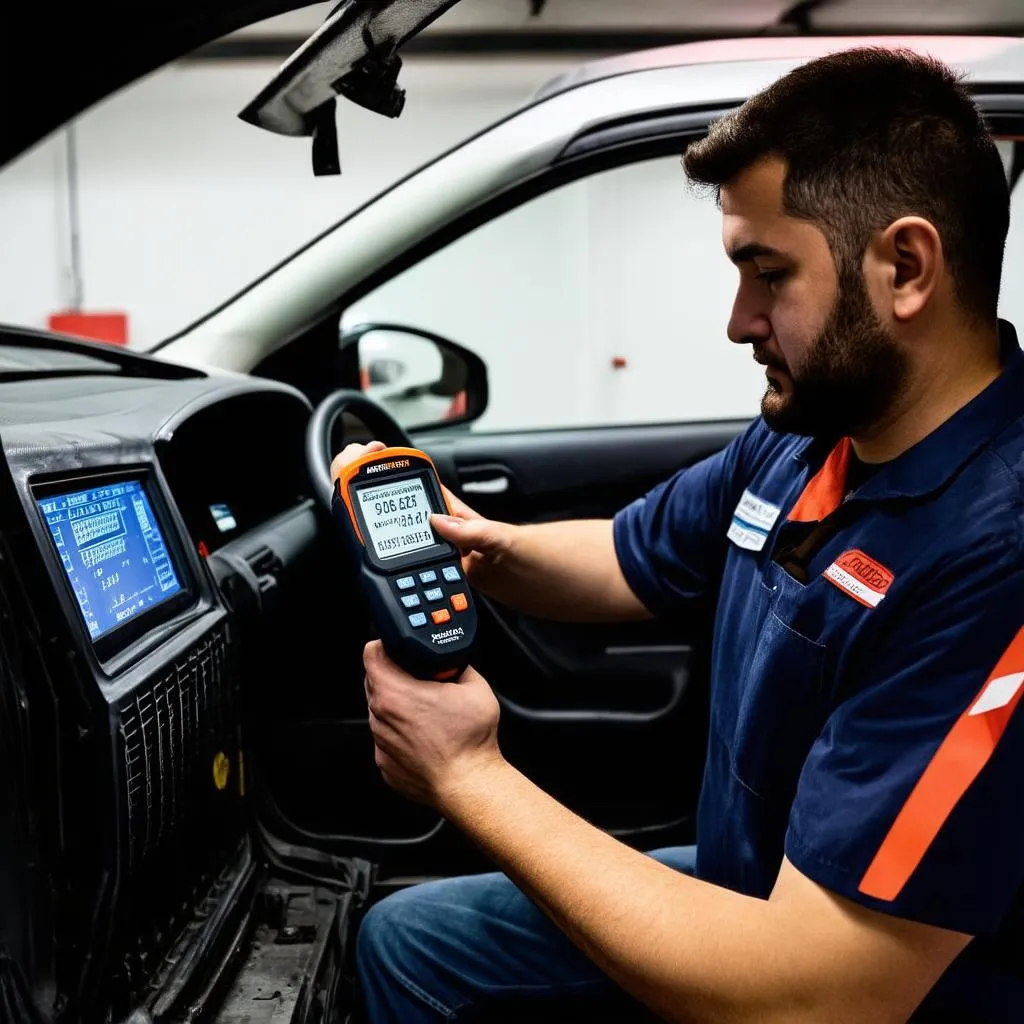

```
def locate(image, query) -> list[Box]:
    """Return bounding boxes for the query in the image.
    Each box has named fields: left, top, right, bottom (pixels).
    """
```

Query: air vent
left=119, top=628, right=230, bottom=872
left=113, top=625, right=245, bottom=1009
left=245, top=544, right=282, bottom=601
left=245, top=545, right=282, bottom=578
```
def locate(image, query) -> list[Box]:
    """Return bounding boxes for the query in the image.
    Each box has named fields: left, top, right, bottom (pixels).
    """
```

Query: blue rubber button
left=442, top=565, right=461, bottom=582
left=397, top=576, right=416, bottom=590
left=401, top=594, right=421, bottom=609
left=419, top=570, right=438, bottom=584
left=408, top=612, right=427, bottom=628
left=424, top=587, right=443, bottom=602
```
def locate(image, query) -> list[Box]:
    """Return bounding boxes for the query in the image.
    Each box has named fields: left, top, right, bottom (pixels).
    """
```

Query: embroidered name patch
left=824, top=549, right=893, bottom=608
left=727, top=489, right=781, bottom=552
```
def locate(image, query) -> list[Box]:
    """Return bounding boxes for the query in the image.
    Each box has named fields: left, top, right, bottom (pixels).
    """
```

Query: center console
left=0, top=376, right=367, bottom=1024
left=9, top=456, right=246, bottom=1019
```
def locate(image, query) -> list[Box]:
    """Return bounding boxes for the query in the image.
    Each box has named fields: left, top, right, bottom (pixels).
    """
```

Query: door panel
left=431, top=422, right=746, bottom=523
left=419, top=419, right=748, bottom=843
left=253, top=419, right=745, bottom=878
left=252, top=141, right=758, bottom=877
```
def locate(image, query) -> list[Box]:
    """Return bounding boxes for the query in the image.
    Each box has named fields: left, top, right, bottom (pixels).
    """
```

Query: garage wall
left=344, top=155, right=768, bottom=431
left=0, top=57, right=574, bottom=348
left=345, top=149, right=1024, bottom=432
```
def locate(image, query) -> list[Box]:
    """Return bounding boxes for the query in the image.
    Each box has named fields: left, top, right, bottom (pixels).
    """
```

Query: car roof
left=534, top=35, right=1024, bottom=102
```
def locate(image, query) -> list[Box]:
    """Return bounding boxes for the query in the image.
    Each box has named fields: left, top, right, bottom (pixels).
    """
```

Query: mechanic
left=342, top=48, right=1024, bottom=1023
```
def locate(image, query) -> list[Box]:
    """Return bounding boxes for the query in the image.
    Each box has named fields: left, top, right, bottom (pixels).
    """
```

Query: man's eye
left=755, top=269, right=787, bottom=289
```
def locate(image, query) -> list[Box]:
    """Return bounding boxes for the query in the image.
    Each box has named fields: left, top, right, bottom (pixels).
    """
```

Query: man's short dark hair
left=684, top=47, right=1010, bottom=321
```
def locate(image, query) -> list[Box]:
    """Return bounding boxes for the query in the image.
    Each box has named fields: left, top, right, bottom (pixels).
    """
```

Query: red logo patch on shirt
left=823, top=549, right=894, bottom=608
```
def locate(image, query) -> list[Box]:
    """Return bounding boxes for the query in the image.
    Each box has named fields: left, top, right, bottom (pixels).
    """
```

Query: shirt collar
left=789, top=319, right=1024, bottom=522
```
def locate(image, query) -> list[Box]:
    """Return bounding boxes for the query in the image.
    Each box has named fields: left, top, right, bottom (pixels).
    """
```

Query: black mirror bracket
left=308, top=24, right=406, bottom=177
left=310, top=99, right=342, bottom=176
left=335, top=23, right=407, bottom=117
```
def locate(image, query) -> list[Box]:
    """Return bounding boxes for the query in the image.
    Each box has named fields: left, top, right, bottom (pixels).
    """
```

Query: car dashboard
left=0, top=363, right=333, bottom=1021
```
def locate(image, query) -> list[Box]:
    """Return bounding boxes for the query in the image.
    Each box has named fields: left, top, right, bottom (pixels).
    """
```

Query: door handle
left=461, top=475, right=509, bottom=495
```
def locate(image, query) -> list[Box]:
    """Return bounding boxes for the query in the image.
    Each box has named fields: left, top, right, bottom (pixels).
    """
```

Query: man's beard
left=759, top=269, right=910, bottom=438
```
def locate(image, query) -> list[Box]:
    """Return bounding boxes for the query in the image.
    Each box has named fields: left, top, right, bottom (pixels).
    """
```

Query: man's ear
left=864, top=217, right=943, bottom=323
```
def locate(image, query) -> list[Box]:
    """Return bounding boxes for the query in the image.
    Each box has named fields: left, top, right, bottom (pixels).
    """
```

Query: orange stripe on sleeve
left=859, top=625, right=1024, bottom=902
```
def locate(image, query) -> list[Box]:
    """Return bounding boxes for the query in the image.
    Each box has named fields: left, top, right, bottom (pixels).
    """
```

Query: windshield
left=0, top=11, right=573, bottom=352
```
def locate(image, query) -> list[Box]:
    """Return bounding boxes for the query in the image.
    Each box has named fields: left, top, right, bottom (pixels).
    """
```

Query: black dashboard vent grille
left=109, top=622, right=244, bottom=1012
left=119, top=627, right=230, bottom=873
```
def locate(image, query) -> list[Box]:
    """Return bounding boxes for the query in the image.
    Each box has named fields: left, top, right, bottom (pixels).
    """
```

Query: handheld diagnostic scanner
left=332, top=447, right=476, bottom=679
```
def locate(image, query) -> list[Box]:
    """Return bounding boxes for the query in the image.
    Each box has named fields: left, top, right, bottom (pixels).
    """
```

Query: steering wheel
left=305, top=389, right=413, bottom=509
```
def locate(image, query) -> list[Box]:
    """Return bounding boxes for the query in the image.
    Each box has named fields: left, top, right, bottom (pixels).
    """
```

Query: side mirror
left=338, top=323, right=489, bottom=433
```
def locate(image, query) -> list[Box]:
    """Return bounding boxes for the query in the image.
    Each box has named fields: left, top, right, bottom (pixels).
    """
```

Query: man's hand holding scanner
left=362, top=639, right=502, bottom=807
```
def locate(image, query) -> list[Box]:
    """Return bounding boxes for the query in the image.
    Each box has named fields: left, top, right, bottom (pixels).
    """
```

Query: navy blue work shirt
left=613, top=321, right=1024, bottom=1019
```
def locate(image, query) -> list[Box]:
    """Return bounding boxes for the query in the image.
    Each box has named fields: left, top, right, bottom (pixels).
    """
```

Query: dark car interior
left=4, top=0, right=1024, bottom=1018
left=4, top=94, right=1024, bottom=1024
left=0, top=316, right=747, bottom=1022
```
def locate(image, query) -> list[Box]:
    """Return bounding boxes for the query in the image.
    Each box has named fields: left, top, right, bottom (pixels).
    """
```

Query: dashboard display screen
left=357, top=477, right=437, bottom=560
left=38, top=479, right=184, bottom=640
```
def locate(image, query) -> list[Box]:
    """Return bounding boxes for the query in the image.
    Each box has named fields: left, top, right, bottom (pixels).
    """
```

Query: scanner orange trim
left=334, top=446, right=453, bottom=545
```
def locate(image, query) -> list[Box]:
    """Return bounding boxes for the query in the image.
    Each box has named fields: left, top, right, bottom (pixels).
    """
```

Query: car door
left=254, top=423, right=749, bottom=883
left=252, top=107, right=1024, bottom=883
left=388, top=148, right=763, bottom=873
left=251, top=130, right=770, bottom=880
left=423, top=418, right=747, bottom=846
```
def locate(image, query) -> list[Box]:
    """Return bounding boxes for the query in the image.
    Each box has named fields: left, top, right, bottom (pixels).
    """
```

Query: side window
left=342, top=156, right=764, bottom=432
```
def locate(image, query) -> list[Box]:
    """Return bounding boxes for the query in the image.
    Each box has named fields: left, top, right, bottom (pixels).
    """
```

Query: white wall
left=344, top=155, right=767, bottom=430
left=350, top=147, right=1024, bottom=431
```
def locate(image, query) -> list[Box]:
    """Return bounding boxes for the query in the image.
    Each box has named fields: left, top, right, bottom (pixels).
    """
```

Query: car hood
left=1, top=0, right=461, bottom=170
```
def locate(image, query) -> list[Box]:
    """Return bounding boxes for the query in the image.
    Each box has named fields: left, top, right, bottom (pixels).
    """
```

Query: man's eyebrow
left=728, top=242, right=784, bottom=264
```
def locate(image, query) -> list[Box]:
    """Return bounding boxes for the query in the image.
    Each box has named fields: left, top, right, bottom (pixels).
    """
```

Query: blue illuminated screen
left=38, top=479, right=184, bottom=640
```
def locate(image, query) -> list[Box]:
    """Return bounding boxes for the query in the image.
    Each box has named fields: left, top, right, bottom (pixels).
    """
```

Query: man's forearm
left=472, top=519, right=651, bottom=622
left=439, top=758, right=915, bottom=1024
left=440, top=758, right=779, bottom=1022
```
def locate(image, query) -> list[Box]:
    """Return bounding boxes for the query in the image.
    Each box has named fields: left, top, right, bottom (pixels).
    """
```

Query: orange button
left=450, top=593, right=468, bottom=612
left=431, top=608, right=451, bottom=625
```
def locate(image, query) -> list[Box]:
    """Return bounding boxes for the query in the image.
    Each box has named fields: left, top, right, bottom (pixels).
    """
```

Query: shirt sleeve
left=786, top=538, right=1024, bottom=937
left=612, top=418, right=773, bottom=618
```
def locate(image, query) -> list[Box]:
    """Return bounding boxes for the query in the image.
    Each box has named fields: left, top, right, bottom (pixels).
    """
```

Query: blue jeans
left=356, top=845, right=697, bottom=1022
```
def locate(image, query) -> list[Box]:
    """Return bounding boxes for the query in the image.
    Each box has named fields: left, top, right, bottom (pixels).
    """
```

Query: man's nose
left=727, top=286, right=771, bottom=346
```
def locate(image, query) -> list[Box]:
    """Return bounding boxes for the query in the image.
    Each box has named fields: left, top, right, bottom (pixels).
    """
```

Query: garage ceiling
left=206, top=0, right=1024, bottom=58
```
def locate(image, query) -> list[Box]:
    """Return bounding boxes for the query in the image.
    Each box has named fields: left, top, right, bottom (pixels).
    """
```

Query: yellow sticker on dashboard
left=213, top=751, right=230, bottom=791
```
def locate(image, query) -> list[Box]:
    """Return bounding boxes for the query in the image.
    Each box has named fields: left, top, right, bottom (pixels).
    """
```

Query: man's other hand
left=429, top=492, right=515, bottom=591
left=330, top=440, right=388, bottom=484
